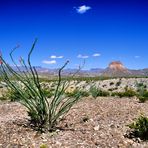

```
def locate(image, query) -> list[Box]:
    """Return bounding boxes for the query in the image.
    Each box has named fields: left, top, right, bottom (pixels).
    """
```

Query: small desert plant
left=0, top=88, right=9, bottom=101
left=108, top=87, right=118, bottom=91
left=138, top=90, right=148, bottom=103
left=137, top=83, right=147, bottom=90
left=136, top=83, right=148, bottom=103
left=0, top=39, right=81, bottom=131
left=42, top=88, right=53, bottom=98
left=128, top=115, right=148, bottom=140
left=116, top=81, right=121, bottom=87
left=6, top=89, right=22, bottom=101
left=40, top=144, right=48, bottom=148
left=123, top=87, right=137, bottom=97
left=112, top=87, right=137, bottom=98
left=109, top=82, right=114, bottom=86
left=89, top=86, right=109, bottom=98
left=110, top=92, right=118, bottom=97
left=0, top=94, right=8, bottom=101
left=65, top=89, right=89, bottom=98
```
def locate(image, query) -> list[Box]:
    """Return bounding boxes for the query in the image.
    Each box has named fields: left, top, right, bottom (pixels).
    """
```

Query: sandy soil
left=0, top=97, right=148, bottom=148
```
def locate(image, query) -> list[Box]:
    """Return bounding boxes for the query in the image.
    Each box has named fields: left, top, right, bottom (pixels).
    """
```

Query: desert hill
left=102, top=61, right=131, bottom=77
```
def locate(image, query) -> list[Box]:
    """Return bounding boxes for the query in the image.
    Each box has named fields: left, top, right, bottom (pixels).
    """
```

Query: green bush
left=136, top=83, right=148, bottom=103
left=128, top=115, right=148, bottom=140
left=0, top=39, right=81, bottom=132
left=42, top=89, right=53, bottom=98
left=111, top=88, right=137, bottom=98
left=6, top=89, right=22, bottom=101
left=111, top=92, right=123, bottom=97
left=123, top=87, right=137, bottom=97
left=40, top=144, right=48, bottom=148
left=109, top=82, right=114, bottom=86
left=89, top=86, right=110, bottom=98
left=111, top=92, right=118, bottom=97
left=138, top=91, right=148, bottom=103
left=66, top=89, right=89, bottom=98
left=116, top=81, right=121, bottom=87
left=0, top=95, right=8, bottom=101
left=108, top=87, right=118, bottom=92
left=137, top=83, right=147, bottom=90
left=0, top=89, right=8, bottom=101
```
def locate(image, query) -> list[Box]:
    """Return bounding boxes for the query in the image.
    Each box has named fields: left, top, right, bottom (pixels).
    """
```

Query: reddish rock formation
left=102, top=61, right=131, bottom=77
left=108, top=61, right=127, bottom=72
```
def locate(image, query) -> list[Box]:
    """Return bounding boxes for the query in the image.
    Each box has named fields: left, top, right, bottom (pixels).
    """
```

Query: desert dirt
left=0, top=97, right=148, bottom=148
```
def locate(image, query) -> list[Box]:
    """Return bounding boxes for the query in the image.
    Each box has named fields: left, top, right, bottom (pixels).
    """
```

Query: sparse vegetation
left=109, top=82, right=114, bottom=86
left=137, top=83, right=147, bottom=89
left=116, top=81, right=121, bottom=87
left=40, top=144, right=48, bottom=148
left=108, top=87, right=118, bottom=91
left=38, top=76, right=111, bottom=83
left=136, top=82, right=148, bottom=103
left=138, top=90, right=148, bottom=103
left=111, top=89, right=137, bottom=98
left=128, top=115, right=148, bottom=140
left=65, top=89, right=89, bottom=98
left=115, top=87, right=137, bottom=98
left=6, top=89, right=22, bottom=101
left=0, top=94, right=8, bottom=101
left=89, top=86, right=110, bottom=98
left=42, top=88, right=54, bottom=99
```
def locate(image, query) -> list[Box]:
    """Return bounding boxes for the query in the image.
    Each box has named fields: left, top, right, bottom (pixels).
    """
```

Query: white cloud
left=134, top=56, right=140, bottom=58
left=77, top=54, right=89, bottom=59
left=92, top=53, right=101, bottom=57
left=50, top=55, right=64, bottom=59
left=75, top=5, right=91, bottom=14
left=42, top=60, right=56, bottom=64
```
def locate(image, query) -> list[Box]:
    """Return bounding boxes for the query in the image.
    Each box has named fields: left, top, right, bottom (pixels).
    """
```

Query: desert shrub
left=111, top=92, right=118, bottom=97
left=138, top=91, right=148, bottom=103
left=40, top=144, right=48, bottom=148
left=137, top=83, right=147, bottom=90
left=65, top=89, right=89, bottom=98
left=6, top=89, right=22, bottom=101
left=78, top=90, right=89, bottom=97
left=0, top=39, right=81, bottom=132
left=102, top=84, right=107, bottom=88
left=136, top=83, right=148, bottom=103
left=0, top=88, right=8, bottom=100
left=63, top=76, right=110, bottom=82
left=122, top=88, right=137, bottom=97
left=89, top=86, right=109, bottom=98
left=109, top=82, right=114, bottom=86
left=128, top=115, right=148, bottom=140
left=111, top=88, right=137, bottom=98
left=116, top=81, right=121, bottom=87
left=42, top=89, right=53, bottom=98
left=111, top=92, right=124, bottom=97
left=108, top=87, right=118, bottom=92
left=0, top=94, right=8, bottom=101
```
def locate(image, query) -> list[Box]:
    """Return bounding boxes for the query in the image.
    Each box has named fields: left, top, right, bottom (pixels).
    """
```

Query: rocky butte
left=102, top=61, right=131, bottom=77
left=109, top=61, right=128, bottom=71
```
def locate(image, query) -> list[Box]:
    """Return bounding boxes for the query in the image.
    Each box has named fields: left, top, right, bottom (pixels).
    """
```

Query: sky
left=0, top=0, right=148, bottom=70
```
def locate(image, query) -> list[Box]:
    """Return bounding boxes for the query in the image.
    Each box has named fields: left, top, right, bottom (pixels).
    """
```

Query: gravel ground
left=0, top=97, right=148, bottom=148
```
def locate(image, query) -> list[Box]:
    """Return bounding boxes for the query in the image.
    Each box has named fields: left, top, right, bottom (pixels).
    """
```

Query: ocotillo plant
left=0, top=39, right=81, bottom=131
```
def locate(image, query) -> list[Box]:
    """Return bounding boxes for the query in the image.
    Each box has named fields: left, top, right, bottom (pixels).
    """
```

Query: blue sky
left=0, top=0, right=148, bottom=70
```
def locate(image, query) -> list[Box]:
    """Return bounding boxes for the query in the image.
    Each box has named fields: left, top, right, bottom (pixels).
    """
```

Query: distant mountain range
left=10, top=61, right=148, bottom=77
